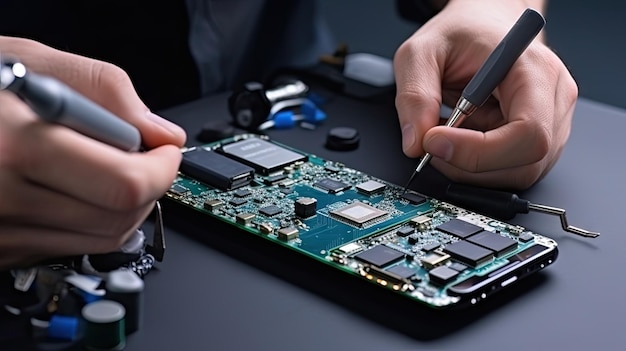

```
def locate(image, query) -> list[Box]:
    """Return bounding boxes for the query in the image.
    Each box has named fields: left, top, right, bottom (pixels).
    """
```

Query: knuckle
left=106, top=169, right=150, bottom=210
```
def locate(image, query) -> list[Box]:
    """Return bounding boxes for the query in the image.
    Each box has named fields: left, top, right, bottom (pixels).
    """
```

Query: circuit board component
left=165, top=134, right=559, bottom=309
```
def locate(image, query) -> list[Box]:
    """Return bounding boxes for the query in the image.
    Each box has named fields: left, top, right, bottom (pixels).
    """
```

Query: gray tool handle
left=14, top=71, right=141, bottom=151
left=462, top=8, right=545, bottom=107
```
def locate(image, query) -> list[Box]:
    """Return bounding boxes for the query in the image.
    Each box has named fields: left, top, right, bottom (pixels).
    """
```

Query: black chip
left=396, top=226, right=415, bottom=237
left=429, top=266, right=459, bottom=286
left=421, top=242, right=441, bottom=252
left=436, top=219, right=484, bottom=239
left=220, top=138, right=306, bottom=175
left=313, top=178, right=351, bottom=194
left=279, top=187, right=293, bottom=195
left=519, top=232, right=534, bottom=243
left=448, top=262, right=468, bottom=272
left=354, top=245, right=404, bottom=267
left=443, top=240, right=493, bottom=267
left=234, top=189, right=252, bottom=197
left=466, top=231, right=518, bottom=257
left=408, top=234, right=420, bottom=245
left=386, top=265, right=417, bottom=279
left=401, top=191, right=427, bottom=205
left=229, top=198, right=247, bottom=206
left=259, top=205, right=282, bottom=217
left=180, top=148, right=254, bottom=190
left=264, top=174, right=288, bottom=185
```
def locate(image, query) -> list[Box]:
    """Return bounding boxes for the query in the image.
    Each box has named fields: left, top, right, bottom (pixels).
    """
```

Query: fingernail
left=146, top=111, right=185, bottom=135
left=425, top=134, right=453, bottom=161
left=401, top=124, right=415, bottom=152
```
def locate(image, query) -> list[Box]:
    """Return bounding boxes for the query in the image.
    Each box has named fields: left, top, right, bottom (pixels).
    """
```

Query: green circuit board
left=165, top=134, right=558, bottom=309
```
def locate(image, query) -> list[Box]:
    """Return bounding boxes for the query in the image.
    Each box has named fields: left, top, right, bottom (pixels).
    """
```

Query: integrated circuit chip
left=330, top=201, right=388, bottom=227
left=180, top=148, right=254, bottom=190
left=467, top=231, right=518, bottom=257
left=220, top=138, right=306, bottom=175
left=386, top=265, right=417, bottom=280
left=259, top=205, right=282, bottom=217
left=356, top=180, right=386, bottom=195
left=443, top=240, right=494, bottom=267
left=429, top=266, right=460, bottom=286
left=437, top=219, right=484, bottom=239
left=401, top=191, right=427, bottom=205
left=355, top=245, right=404, bottom=267
left=314, top=178, right=351, bottom=194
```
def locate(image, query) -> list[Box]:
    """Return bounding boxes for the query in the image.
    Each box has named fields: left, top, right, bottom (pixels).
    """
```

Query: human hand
left=394, top=0, right=577, bottom=190
left=0, top=36, right=187, bottom=269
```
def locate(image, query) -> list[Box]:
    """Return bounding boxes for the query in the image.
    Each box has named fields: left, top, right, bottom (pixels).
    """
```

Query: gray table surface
left=125, top=92, right=624, bottom=351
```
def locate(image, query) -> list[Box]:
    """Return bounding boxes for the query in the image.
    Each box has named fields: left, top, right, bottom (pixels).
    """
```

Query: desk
left=126, top=92, right=624, bottom=350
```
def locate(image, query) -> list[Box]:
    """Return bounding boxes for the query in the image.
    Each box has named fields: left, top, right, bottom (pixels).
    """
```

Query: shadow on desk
left=160, top=197, right=551, bottom=341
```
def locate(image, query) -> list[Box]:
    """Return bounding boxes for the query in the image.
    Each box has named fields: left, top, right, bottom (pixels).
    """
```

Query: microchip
left=448, top=262, right=468, bottom=272
left=234, top=189, right=252, bottom=197
left=429, top=266, right=460, bottom=286
left=229, top=198, right=247, bottom=207
left=314, top=178, right=351, bottom=194
left=396, top=226, right=415, bottom=237
left=467, top=232, right=518, bottom=257
left=436, top=219, right=484, bottom=239
left=264, top=174, right=288, bottom=185
left=443, top=240, right=494, bottom=267
left=421, top=242, right=441, bottom=252
left=356, top=180, right=386, bottom=195
left=354, top=245, right=404, bottom=267
left=401, top=191, right=427, bottom=205
left=330, top=201, right=388, bottom=227
left=259, top=205, right=282, bottom=217
left=180, top=148, right=254, bottom=190
left=386, top=265, right=417, bottom=280
left=169, top=184, right=189, bottom=195
left=220, top=138, right=306, bottom=175
left=519, top=232, right=534, bottom=243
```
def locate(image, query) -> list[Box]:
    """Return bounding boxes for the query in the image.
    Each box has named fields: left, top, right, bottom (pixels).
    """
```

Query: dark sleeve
left=395, top=0, right=441, bottom=24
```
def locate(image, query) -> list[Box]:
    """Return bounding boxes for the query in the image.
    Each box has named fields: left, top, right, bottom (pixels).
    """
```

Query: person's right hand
left=0, top=36, right=187, bottom=269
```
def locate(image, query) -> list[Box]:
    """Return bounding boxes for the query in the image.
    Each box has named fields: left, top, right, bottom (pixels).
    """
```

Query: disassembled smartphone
left=164, top=134, right=558, bottom=309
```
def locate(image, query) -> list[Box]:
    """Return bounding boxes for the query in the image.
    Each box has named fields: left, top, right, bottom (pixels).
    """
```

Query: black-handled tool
left=404, top=8, right=546, bottom=190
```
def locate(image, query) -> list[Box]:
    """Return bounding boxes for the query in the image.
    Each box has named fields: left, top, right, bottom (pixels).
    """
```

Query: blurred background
left=319, top=0, right=626, bottom=109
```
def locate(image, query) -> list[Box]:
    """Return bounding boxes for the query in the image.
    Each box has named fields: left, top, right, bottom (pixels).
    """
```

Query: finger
left=5, top=38, right=186, bottom=148
left=0, top=171, right=152, bottom=236
left=429, top=156, right=549, bottom=190
left=423, top=117, right=548, bottom=173
left=16, top=122, right=182, bottom=210
left=423, top=58, right=556, bottom=172
left=394, top=33, right=445, bottom=158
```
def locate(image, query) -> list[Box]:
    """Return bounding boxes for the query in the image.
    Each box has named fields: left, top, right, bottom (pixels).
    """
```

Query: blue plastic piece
left=272, top=111, right=297, bottom=129
left=48, top=314, right=79, bottom=341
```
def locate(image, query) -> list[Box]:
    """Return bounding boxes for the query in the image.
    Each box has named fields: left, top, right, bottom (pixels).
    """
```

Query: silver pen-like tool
left=0, top=54, right=141, bottom=152
left=403, top=8, right=546, bottom=191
